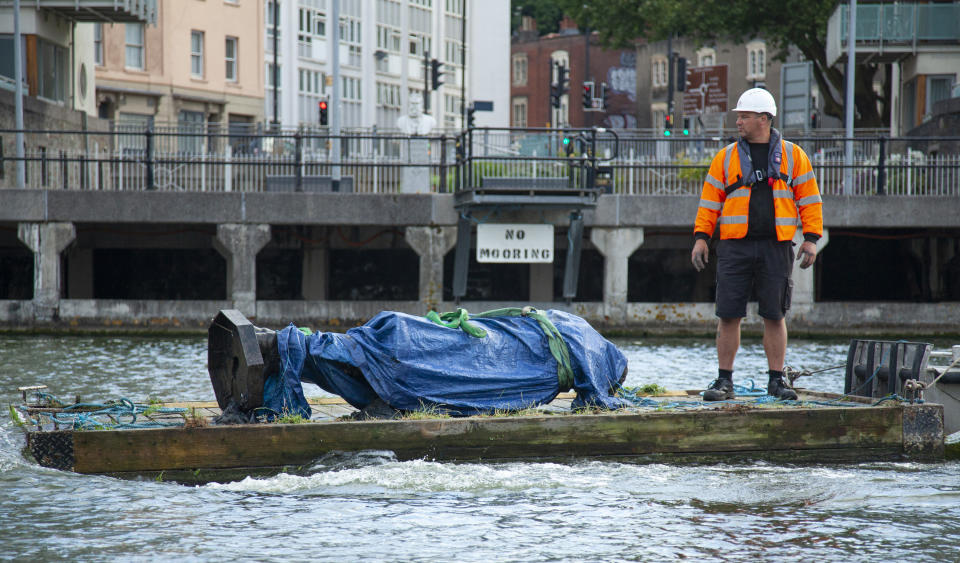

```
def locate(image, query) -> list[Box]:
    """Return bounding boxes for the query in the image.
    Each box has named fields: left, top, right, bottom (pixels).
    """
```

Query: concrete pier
left=2, top=190, right=960, bottom=333
left=17, top=222, right=76, bottom=320
left=214, top=224, right=271, bottom=316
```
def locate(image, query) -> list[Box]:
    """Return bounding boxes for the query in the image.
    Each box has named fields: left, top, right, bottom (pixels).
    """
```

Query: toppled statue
left=208, top=307, right=629, bottom=423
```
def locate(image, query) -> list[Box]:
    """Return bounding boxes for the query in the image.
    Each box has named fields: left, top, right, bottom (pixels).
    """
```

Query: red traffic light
left=319, top=101, right=328, bottom=110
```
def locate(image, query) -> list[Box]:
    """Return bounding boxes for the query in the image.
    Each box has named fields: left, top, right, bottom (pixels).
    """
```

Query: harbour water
left=2, top=333, right=959, bottom=561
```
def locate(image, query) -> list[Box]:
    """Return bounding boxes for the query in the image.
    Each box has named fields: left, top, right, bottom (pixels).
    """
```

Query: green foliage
left=555, top=0, right=887, bottom=126
left=639, top=383, right=668, bottom=396
left=511, top=0, right=564, bottom=35
left=402, top=402, right=451, bottom=420
left=9, top=405, right=24, bottom=427
left=274, top=412, right=308, bottom=424
left=675, top=157, right=710, bottom=184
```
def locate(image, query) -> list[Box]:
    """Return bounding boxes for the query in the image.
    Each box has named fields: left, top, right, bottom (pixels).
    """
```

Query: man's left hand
left=797, top=240, right=818, bottom=269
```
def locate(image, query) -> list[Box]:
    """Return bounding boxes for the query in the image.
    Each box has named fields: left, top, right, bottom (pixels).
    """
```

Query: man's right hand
left=691, top=239, right=709, bottom=272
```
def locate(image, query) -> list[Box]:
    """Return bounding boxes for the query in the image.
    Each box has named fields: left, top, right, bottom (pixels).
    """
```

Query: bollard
left=876, top=137, right=886, bottom=195
left=439, top=134, right=447, bottom=192
left=294, top=131, right=303, bottom=192
left=145, top=127, right=155, bottom=190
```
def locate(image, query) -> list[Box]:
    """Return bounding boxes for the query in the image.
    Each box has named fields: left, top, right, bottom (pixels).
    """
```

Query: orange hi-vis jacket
left=694, top=134, right=823, bottom=241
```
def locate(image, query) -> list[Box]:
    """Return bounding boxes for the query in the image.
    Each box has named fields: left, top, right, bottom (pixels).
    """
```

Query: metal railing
left=1, top=127, right=958, bottom=196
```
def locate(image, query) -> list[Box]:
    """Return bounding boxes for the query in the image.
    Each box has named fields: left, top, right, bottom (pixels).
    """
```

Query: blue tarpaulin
left=262, top=309, right=629, bottom=419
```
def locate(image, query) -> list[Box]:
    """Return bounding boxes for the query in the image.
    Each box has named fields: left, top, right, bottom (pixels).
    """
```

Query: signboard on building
left=682, top=64, right=729, bottom=114
left=780, top=62, right=813, bottom=130
left=476, top=224, right=554, bottom=263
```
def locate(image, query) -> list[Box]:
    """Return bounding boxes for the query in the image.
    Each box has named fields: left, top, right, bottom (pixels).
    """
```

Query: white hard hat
left=734, top=88, right=777, bottom=116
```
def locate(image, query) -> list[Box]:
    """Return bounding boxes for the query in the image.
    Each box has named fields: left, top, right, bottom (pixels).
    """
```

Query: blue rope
left=18, top=392, right=187, bottom=430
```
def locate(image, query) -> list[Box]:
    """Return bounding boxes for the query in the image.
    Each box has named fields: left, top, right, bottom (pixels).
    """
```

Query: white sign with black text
left=476, top=224, right=554, bottom=263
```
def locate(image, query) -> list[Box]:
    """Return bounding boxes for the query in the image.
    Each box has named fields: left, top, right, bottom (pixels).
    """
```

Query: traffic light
left=467, top=107, right=476, bottom=128
left=319, top=100, right=329, bottom=126
left=676, top=57, right=687, bottom=92
left=582, top=81, right=594, bottom=109
left=430, top=58, right=443, bottom=91
left=557, top=64, right=569, bottom=95
left=563, top=132, right=574, bottom=156
left=550, top=83, right=561, bottom=109
left=600, top=82, right=610, bottom=110
left=665, top=114, right=672, bottom=129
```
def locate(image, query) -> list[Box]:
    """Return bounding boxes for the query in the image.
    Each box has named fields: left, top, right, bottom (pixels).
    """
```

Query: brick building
left=510, top=17, right=637, bottom=129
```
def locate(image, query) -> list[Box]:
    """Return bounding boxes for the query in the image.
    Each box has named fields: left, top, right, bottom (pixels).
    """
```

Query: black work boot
left=703, top=378, right=735, bottom=401
left=767, top=377, right=798, bottom=400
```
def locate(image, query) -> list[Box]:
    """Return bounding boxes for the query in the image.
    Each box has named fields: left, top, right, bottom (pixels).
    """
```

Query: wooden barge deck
left=12, top=390, right=946, bottom=483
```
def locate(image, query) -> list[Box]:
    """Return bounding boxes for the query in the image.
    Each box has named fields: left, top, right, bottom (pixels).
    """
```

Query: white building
left=264, top=0, right=508, bottom=131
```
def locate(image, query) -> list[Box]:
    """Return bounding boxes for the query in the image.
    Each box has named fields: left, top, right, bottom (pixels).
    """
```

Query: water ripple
left=2, top=335, right=959, bottom=562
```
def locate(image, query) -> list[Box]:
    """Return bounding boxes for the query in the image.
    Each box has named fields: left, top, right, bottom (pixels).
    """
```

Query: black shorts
left=715, top=238, right=794, bottom=320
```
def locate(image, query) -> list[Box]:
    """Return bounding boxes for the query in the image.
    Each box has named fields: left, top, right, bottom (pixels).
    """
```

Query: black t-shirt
left=746, top=142, right=775, bottom=239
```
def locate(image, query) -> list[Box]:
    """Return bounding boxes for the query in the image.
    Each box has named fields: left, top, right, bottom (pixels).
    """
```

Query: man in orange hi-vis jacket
left=690, top=88, right=823, bottom=402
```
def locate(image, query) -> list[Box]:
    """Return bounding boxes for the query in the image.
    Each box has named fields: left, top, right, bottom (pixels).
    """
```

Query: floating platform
left=11, top=389, right=946, bottom=484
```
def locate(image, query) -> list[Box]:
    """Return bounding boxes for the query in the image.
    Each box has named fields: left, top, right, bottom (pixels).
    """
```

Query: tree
left=557, top=0, right=888, bottom=127
left=511, top=0, right=564, bottom=36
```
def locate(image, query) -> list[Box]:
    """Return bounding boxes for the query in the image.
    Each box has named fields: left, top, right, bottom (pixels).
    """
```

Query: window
left=342, top=76, right=361, bottom=101
left=225, top=37, right=237, bottom=81
left=377, top=25, right=402, bottom=53
left=651, top=56, right=667, bottom=88
left=926, top=75, right=954, bottom=121
left=377, top=81, right=401, bottom=108
left=266, top=1, right=281, bottom=55
left=445, top=0, right=463, bottom=15
left=443, top=94, right=462, bottom=127
left=696, top=47, right=716, bottom=67
left=191, top=31, right=204, bottom=78
left=38, top=39, right=68, bottom=102
left=746, top=40, right=766, bottom=80
left=512, top=54, right=527, bottom=87
left=94, top=23, right=103, bottom=66
left=0, top=36, right=26, bottom=87
left=178, top=110, right=205, bottom=154
left=266, top=62, right=280, bottom=88
left=125, top=23, right=144, bottom=69
left=512, top=97, right=528, bottom=127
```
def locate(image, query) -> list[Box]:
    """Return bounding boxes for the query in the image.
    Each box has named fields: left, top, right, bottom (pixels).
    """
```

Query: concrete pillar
left=529, top=263, right=554, bottom=302
left=792, top=227, right=829, bottom=307
left=590, top=227, right=645, bottom=323
left=17, top=222, right=76, bottom=320
left=214, top=224, right=271, bottom=315
left=405, top=226, right=457, bottom=309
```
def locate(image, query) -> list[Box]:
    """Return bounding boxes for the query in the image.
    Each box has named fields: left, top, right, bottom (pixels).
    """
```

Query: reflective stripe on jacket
left=694, top=132, right=823, bottom=241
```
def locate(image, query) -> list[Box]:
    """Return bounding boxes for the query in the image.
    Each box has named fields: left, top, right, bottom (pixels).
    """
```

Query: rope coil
left=16, top=392, right=188, bottom=431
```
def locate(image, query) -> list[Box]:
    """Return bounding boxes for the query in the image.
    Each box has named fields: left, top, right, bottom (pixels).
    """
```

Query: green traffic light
left=682, top=129, right=689, bottom=135
left=663, top=130, right=671, bottom=136
left=563, top=137, right=571, bottom=145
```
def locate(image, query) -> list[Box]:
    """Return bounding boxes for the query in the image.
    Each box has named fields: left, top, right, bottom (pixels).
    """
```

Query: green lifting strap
left=425, top=306, right=575, bottom=390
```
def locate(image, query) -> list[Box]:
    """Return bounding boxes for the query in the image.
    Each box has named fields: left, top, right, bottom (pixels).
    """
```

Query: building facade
left=266, top=0, right=509, bottom=131
left=93, top=0, right=265, bottom=136
left=635, top=37, right=808, bottom=133
left=826, top=1, right=960, bottom=136
left=510, top=16, right=637, bottom=129
left=0, top=6, right=109, bottom=117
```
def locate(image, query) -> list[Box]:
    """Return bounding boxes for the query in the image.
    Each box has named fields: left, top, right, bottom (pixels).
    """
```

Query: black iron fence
left=1, top=126, right=958, bottom=196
